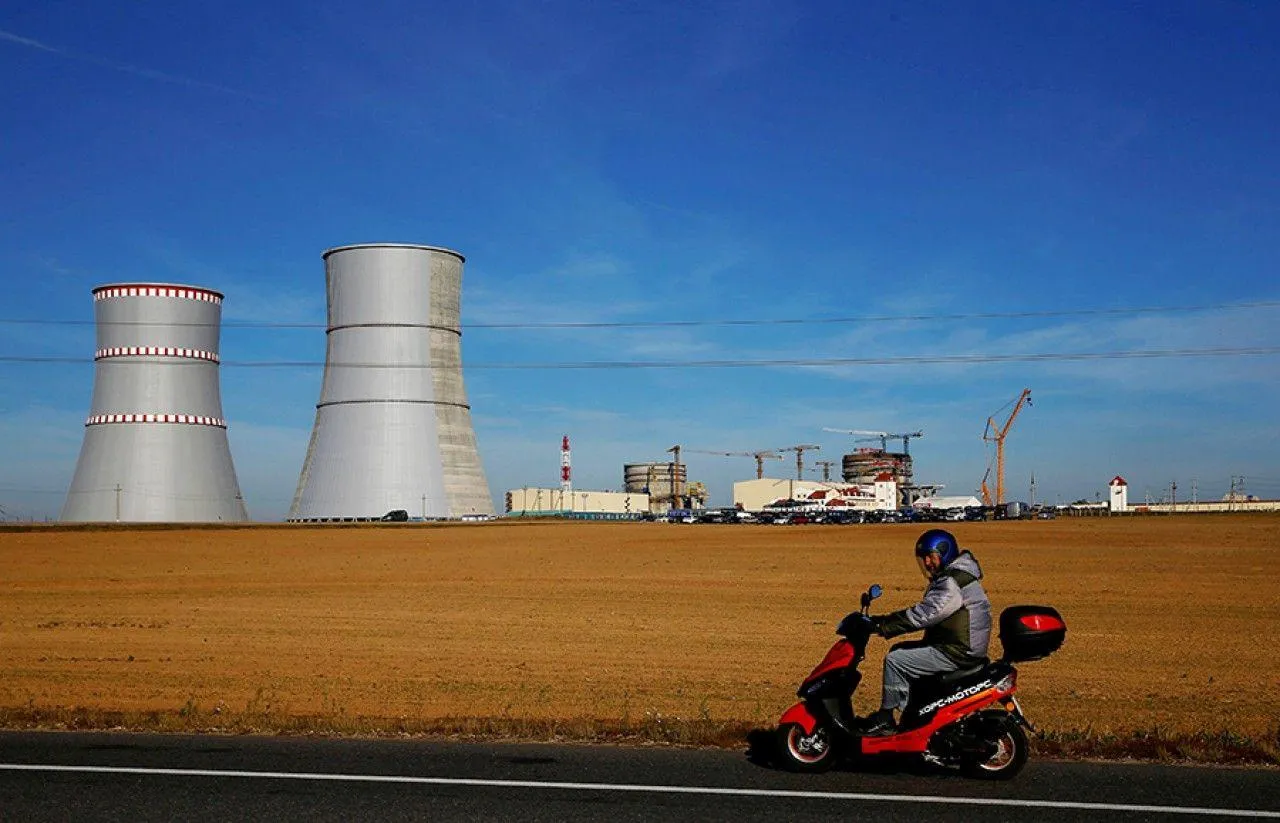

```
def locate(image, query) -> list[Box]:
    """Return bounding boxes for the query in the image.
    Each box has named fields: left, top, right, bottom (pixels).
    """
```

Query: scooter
left=776, top=584, right=1065, bottom=780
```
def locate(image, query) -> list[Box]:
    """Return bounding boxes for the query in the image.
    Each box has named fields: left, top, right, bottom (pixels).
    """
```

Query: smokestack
left=61, top=283, right=249, bottom=522
left=561, top=435, right=571, bottom=492
left=288, top=244, right=493, bottom=521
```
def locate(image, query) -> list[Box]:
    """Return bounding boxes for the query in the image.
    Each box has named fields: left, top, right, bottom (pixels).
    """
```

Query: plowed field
left=2, top=517, right=1276, bottom=749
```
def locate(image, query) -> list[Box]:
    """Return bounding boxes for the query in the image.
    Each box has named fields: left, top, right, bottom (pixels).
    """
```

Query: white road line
left=1, top=764, right=1276, bottom=818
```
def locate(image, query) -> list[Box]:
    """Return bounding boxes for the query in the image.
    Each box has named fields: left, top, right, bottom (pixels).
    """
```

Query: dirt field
left=1, top=517, right=1277, bottom=755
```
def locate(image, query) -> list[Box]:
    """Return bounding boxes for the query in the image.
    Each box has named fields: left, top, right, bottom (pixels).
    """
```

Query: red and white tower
left=560, top=435, right=572, bottom=492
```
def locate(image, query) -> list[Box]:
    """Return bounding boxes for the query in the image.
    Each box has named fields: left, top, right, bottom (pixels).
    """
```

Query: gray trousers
left=880, top=643, right=958, bottom=712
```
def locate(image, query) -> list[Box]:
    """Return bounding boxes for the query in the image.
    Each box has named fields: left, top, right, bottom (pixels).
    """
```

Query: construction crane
left=814, top=460, right=836, bottom=482
left=823, top=428, right=924, bottom=454
left=981, top=389, right=1032, bottom=507
left=687, top=449, right=783, bottom=480
left=666, top=444, right=683, bottom=510
left=777, top=444, right=820, bottom=480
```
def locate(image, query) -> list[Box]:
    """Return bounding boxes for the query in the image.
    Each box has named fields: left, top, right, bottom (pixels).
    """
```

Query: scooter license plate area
left=1005, top=696, right=1036, bottom=732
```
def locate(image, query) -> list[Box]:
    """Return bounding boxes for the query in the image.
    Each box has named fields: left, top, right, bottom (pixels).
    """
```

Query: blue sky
left=2, top=1, right=1278, bottom=520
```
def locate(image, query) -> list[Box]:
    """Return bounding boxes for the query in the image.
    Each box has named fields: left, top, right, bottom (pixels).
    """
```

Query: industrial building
left=505, top=487, right=649, bottom=519
left=914, top=495, right=983, bottom=511
left=62, top=283, right=248, bottom=522
left=733, top=475, right=899, bottom=513
left=289, top=244, right=493, bottom=521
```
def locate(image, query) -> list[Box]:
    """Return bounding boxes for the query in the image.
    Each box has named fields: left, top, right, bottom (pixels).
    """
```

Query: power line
left=0, top=299, right=1278, bottom=330
left=2, top=346, right=1278, bottom=369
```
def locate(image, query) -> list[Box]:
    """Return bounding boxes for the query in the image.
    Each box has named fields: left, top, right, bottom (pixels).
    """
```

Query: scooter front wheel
left=778, top=723, right=837, bottom=773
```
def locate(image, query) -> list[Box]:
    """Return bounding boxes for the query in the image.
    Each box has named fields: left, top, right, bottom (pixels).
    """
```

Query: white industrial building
left=733, top=475, right=899, bottom=512
left=505, top=487, right=649, bottom=519
left=914, top=494, right=983, bottom=511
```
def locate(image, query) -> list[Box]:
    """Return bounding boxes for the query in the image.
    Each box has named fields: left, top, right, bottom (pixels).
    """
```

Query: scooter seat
left=923, top=659, right=990, bottom=688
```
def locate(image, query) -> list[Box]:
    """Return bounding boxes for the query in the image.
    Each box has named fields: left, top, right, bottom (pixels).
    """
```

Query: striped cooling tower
left=288, top=244, right=493, bottom=521
left=61, top=283, right=249, bottom=522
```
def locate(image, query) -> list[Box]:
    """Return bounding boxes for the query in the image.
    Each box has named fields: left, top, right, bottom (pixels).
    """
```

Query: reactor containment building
left=288, top=243, right=493, bottom=521
left=61, top=283, right=249, bottom=522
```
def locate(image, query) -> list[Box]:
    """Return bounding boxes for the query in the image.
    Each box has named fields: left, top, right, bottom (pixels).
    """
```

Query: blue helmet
left=914, top=529, right=960, bottom=567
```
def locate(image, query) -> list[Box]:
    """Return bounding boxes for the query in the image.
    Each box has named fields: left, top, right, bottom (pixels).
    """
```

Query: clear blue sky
left=2, top=1, right=1278, bottom=520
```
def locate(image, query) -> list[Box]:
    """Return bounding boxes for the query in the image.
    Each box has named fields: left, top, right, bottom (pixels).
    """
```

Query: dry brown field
left=1, top=516, right=1277, bottom=759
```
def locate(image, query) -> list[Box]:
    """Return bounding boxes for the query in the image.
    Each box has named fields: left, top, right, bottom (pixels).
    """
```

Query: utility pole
left=422, top=494, right=427, bottom=519
left=1228, top=475, right=1246, bottom=510
left=1171, top=480, right=1177, bottom=513
left=115, top=483, right=122, bottom=523
left=1030, top=472, right=1036, bottom=507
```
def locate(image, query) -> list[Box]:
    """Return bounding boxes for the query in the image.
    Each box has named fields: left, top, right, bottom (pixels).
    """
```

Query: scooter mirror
left=868, top=584, right=883, bottom=600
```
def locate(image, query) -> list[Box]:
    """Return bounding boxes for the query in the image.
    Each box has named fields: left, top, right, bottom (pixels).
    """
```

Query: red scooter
left=776, top=584, right=1065, bottom=780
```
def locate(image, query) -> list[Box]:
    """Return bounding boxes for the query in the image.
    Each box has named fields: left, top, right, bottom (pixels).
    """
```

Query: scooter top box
left=998, top=605, right=1066, bottom=662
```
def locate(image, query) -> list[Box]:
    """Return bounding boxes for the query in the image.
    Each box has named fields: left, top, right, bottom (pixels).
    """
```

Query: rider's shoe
left=861, top=709, right=897, bottom=736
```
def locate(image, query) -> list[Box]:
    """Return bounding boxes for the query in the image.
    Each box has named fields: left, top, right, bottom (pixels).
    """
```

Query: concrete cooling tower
left=61, top=283, right=249, bottom=522
left=288, top=243, right=494, bottom=521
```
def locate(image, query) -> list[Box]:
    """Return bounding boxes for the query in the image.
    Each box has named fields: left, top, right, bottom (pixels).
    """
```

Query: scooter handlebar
left=836, top=611, right=875, bottom=641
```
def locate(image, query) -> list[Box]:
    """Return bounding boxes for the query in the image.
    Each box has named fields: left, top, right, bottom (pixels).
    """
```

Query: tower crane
left=823, top=428, right=924, bottom=453
left=687, top=449, right=783, bottom=480
left=777, top=444, right=820, bottom=480
left=981, top=389, right=1032, bottom=507
left=814, top=460, right=836, bottom=482
left=666, top=444, right=683, bottom=510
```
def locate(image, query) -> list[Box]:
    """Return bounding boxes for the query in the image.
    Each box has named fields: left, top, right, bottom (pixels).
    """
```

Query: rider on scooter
left=863, top=528, right=992, bottom=736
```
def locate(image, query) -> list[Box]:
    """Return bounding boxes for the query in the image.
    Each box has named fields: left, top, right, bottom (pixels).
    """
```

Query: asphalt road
left=0, top=731, right=1277, bottom=822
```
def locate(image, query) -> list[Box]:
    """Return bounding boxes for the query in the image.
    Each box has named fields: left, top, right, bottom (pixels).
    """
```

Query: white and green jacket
left=878, top=551, right=992, bottom=664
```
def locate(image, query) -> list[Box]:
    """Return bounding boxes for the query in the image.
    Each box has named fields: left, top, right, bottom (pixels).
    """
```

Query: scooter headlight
left=995, top=670, right=1017, bottom=693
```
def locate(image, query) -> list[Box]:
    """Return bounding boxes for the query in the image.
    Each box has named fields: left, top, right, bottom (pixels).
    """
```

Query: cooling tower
left=288, top=243, right=493, bottom=521
left=61, top=283, right=249, bottom=522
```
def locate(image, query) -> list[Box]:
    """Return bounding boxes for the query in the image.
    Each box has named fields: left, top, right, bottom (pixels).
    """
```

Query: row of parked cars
left=752, top=507, right=989, bottom=525
left=666, top=502, right=1058, bottom=524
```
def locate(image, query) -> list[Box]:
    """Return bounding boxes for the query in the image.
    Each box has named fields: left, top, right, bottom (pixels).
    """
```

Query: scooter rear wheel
left=778, top=723, right=836, bottom=773
left=960, top=722, right=1028, bottom=780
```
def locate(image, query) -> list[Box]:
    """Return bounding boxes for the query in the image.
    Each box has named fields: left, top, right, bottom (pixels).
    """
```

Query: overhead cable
left=0, top=299, right=1277, bottom=330
left=2, top=346, right=1278, bottom=369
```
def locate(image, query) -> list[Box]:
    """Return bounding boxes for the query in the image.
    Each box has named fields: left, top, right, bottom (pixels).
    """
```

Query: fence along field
left=1, top=517, right=1276, bottom=763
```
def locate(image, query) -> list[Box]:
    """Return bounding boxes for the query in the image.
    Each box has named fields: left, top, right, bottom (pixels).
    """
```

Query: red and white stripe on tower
left=561, top=435, right=572, bottom=492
